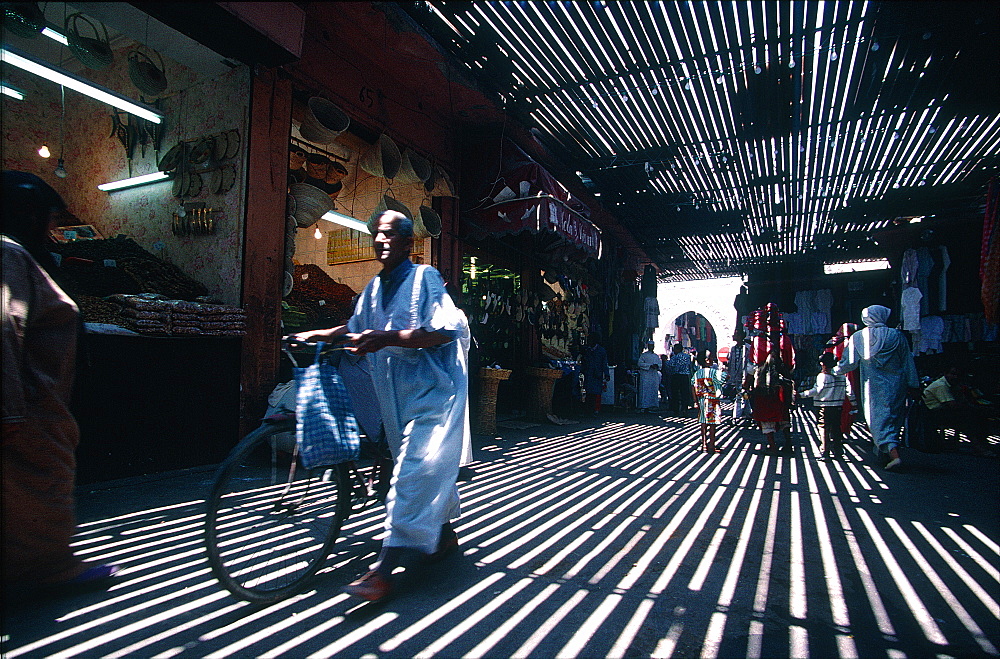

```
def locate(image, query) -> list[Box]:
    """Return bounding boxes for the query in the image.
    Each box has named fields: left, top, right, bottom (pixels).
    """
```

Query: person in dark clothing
left=666, top=343, right=695, bottom=414
left=581, top=335, right=610, bottom=415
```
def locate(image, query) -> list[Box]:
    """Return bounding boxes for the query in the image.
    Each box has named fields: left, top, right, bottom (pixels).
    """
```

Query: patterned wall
left=1, top=38, right=251, bottom=305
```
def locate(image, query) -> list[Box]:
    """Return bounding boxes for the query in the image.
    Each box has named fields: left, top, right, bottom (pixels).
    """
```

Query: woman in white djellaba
left=833, top=304, right=919, bottom=471
left=637, top=341, right=661, bottom=412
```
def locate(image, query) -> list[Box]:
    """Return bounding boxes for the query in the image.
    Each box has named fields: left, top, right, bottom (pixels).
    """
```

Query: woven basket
left=65, top=13, right=114, bottom=71
left=359, top=134, right=401, bottom=180
left=396, top=149, right=432, bottom=185
left=127, top=48, right=168, bottom=97
left=367, top=194, right=412, bottom=234
left=289, top=183, right=334, bottom=228
left=3, top=3, right=45, bottom=38
left=300, top=97, right=350, bottom=145
left=416, top=205, right=442, bottom=239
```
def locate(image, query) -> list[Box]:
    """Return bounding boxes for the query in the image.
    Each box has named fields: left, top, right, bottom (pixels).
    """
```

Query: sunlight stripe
left=463, top=583, right=561, bottom=659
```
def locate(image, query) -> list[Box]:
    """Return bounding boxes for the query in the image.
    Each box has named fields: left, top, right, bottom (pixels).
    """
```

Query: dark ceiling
left=399, top=1, right=1000, bottom=280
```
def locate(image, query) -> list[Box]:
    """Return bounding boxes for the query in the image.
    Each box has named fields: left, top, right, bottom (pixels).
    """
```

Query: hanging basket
left=359, top=133, right=401, bottom=180
left=127, top=47, right=168, bottom=97
left=299, top=97, right=350, bottom=145
left=416, top=205, right=442, bottom=239
left=65, top=13, right=114, bottom=71
left=3, top=2, right=45, bottom=38
left=367, top=194, right=412, bottom=234
left=289, top=182, right=334, bottom=228
left=396, top=149, right=432, bottom=185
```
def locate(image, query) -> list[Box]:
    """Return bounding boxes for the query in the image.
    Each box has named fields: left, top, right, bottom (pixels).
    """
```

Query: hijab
left=862, top=305, right=891, bottom=328
left=2, top=170, right=66, bottom=272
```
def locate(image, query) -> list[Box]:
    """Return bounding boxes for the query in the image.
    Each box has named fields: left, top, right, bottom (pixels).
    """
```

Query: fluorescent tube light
left=1, top=45, right=164, bottom=123
left=98, top=171, right=171, bottom=192
left=322, top=210, right=370, bottom=234
left=1, top=83, right=24, bottom=100
left=823, top=259, right=891, bottom=275
left=41, top=27, right=69, bottom=45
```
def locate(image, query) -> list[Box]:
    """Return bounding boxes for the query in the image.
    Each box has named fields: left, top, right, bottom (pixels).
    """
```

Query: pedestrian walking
left=2, top=171, right=119, bottom=593
left=637, top=341, right=661, bottom=412
left=750, top=352, right=794, bottom=452
left=799, top=352, right=855, bottom=459
left=581, top=335, right=610, bottom=416
left=294, top=210, right=470, bottom=601
left=833, top=305, right=919, bottom=471
left=691, top=349, right=726, bottom=453
left=666, top=343, right=694, bottom=414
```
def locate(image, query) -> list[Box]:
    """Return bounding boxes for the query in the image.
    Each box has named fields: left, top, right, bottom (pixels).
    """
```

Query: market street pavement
left=3, top=405, right=999, bottom=658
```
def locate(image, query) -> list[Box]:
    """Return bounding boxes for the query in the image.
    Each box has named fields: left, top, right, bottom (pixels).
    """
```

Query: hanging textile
left=982, top=178, right=999, bottom=323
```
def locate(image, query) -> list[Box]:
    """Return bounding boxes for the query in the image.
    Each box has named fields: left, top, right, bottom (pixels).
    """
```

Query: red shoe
left=344, top=570, right=393, bottom=601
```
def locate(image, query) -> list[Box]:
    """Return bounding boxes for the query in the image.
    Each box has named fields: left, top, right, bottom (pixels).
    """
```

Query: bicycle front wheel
left=204, top=422, right=352, bottom=603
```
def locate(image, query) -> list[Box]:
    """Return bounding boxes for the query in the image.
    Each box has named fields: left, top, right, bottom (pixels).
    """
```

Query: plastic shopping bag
left=295, top=343, right=360, bottom=469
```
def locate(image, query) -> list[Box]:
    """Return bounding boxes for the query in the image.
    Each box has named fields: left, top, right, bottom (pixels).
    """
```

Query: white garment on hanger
left=901, top=287, right=923, bottom=331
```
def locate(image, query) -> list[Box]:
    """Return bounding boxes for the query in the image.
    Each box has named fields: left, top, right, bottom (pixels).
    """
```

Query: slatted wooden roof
left=401, top=1, right=1000, bottom=279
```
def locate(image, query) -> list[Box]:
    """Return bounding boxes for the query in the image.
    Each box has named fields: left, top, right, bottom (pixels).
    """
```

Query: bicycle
left=204, top=338, right=390, bottom=603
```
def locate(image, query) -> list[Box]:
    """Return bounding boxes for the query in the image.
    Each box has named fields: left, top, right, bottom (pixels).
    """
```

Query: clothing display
left=901, top=286, right=922, bottom=330
left=643, top=296, right=660, bottom=329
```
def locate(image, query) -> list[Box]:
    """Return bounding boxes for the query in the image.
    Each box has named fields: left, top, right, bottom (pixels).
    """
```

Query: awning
left=473, top=195, right=601, bottom=259
left=469, top=139, right=601, bottom=259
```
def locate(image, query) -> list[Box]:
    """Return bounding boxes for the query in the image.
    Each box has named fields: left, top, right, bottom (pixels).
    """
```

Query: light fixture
left=1, top=83, right=24, bottom=100
left=1, top=45, right=164, bottom=123
left=98, top=171, right=171, bottom=191
left=314, top=226, right=323, bottom=239
left=41, top=27, right=68, bottom=45
left=321, top=210, right=370, bottom=234
left=823, top=259, right=890, bottom=274
left=37, top=144, right=51, bottom=158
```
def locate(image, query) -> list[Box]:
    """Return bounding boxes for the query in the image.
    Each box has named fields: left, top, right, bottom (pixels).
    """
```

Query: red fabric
left=752, top=386, right=790, bottom=423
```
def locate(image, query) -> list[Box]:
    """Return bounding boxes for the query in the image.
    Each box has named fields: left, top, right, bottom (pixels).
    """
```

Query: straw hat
left=367, top=194, right=412, bottom=234
left=359, top=134, right=401, bottom=180
left=289, top=182, right=334, bottom=228
left=416, top=205, right=442, bottom=238
left=396, top=149, right=432, bottom=185
left=300, top=97, right=350, bottom=145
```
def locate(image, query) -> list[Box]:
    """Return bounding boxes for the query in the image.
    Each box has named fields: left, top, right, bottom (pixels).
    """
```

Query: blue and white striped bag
left=295, top=342, right=360, bottom=468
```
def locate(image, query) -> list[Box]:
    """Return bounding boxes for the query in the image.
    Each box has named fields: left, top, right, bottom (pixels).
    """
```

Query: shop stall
left=2, top=5, right=252, bottom=481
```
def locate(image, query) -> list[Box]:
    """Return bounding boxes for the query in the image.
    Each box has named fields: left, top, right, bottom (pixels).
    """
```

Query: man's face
left=374, top=215, right=412, bottom=271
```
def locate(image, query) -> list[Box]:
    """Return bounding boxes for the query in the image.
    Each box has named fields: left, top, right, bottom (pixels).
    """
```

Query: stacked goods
left=50, top=236, right=210, bottom=301
left=75, top=294, right=122, bottom=324
left=282, top=264, right=356, bottom=330
left=106, top=293, right=246, bottom=336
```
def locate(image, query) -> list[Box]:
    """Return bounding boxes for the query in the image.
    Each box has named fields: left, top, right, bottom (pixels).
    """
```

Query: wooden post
left=239, top=69, right=293, bottom=439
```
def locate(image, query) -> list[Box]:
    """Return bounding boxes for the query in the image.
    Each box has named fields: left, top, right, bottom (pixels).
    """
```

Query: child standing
left=799, top=352, right=855, bottom=459
left=691, top=349, right=727, bottom=453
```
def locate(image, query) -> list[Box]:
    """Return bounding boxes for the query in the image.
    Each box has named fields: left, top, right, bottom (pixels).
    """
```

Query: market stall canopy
left=400, top=1, right=1000, bottom=281
left=469, top=140, right=601, bottom=259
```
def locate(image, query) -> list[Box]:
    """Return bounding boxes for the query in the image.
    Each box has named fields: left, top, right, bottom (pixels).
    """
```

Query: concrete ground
left=2, top=404, right=998, bottom=658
